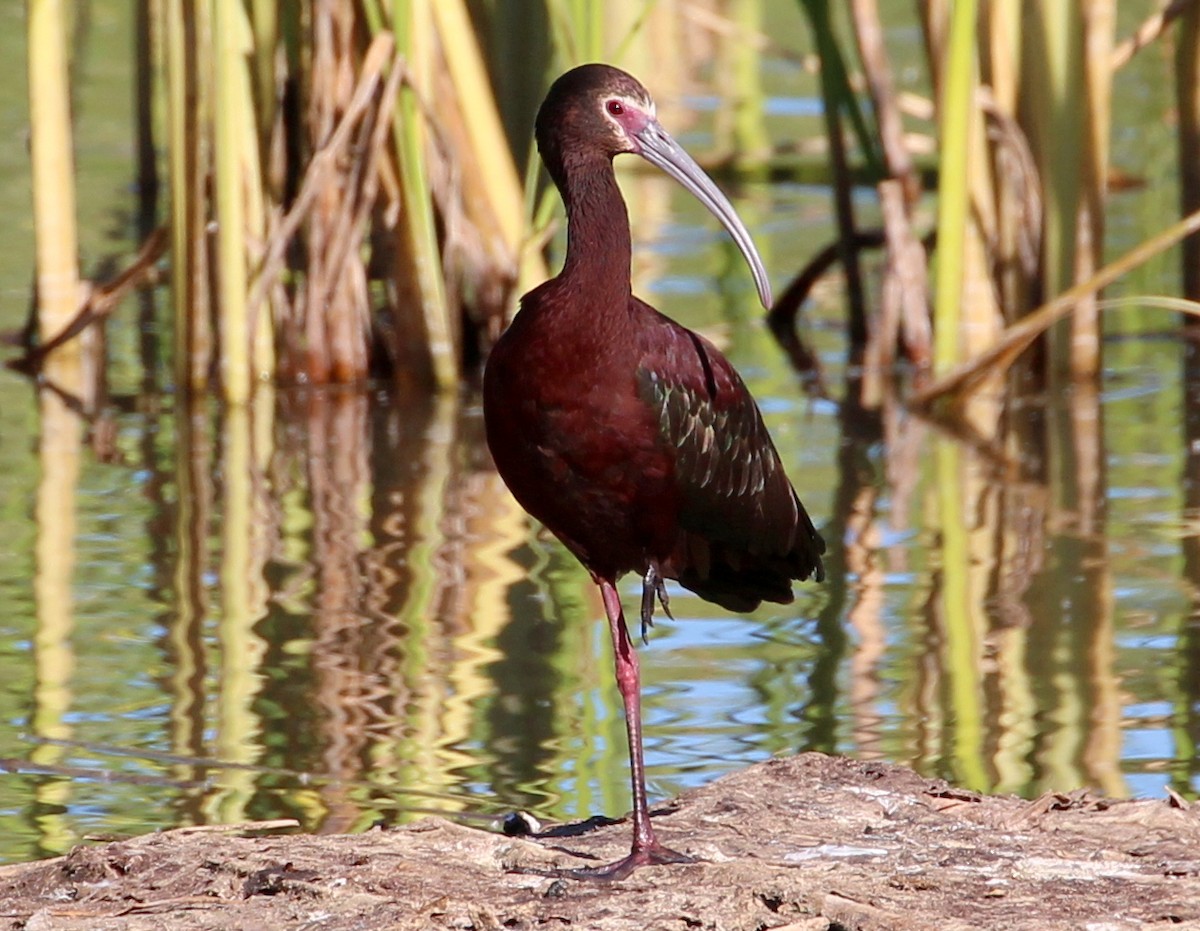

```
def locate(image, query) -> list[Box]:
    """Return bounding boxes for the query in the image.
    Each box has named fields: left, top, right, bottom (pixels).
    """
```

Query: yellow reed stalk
left=1023, top=2, right=1084, bottom=373
left=393, top=0, right=457, bottom=389
left=981, top=0, right=1028, bottom=315
left=27, top=0, right=81, bottom=390
left=982, top=0, right=1020, bottom=114
left=728, top=0, right=771, bottom=165
left=243, top=0, right=276, bottom=383
left=961, top=96, right=1001, bottom=364
left=431, top=0, right=547, bottom=298
left=932, top=0, right=978, bottom=374
left=432, top=0, right=525, bottom=263
left=247, top=0, right=277, bottom=155
left=213, top=0, right=254, bottom=402
left=165, top=0, right=213, bottom=393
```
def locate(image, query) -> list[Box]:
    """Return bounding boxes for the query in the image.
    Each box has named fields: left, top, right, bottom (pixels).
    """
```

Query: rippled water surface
left=1, top=5, right=1196, bottom=865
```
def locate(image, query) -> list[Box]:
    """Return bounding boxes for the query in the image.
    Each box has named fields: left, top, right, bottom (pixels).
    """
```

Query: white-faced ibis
left=483, top=64, right=825, bottom=880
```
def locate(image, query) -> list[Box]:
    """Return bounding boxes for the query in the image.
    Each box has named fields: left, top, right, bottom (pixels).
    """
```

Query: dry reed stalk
left=878, top=180, right=932, bottom=366
left=801, top=0, right=868, bottom=348
left=979, top=0, right=1036, bottom=318
left=387, top=0, right=457, bottom=390
left=1022, top=2, right=1084, bottom=374
left=1112, top=0, right=1194, bottom=69
left=248, top=36, right=396, bottom=323
left=323, top=45, right=404, bottom=334
left=849, top=0, right=918, bottom=204
left=303, top=0, right=365, bottom=383
left=11, top=230, right=169, bottom=372
left=918, top=0, right=949, bottom=106
left=165, top=0, right=213, bottom=393
left=848, top=0, right=930, bottom=366
left=1070, top=0, right=1115, bottom=379
left=213, top=0, right=257, bottom=402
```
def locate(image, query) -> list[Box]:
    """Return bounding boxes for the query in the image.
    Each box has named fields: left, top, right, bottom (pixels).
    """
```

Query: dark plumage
left=483, top=63, right=824, bottom=880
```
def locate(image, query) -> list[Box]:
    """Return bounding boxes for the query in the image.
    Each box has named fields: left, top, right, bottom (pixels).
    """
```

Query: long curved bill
left=634, top=120, right=773, bottom=309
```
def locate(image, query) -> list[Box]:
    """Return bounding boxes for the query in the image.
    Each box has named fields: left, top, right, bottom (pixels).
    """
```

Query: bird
left=483, top=63, right=825, bottom=880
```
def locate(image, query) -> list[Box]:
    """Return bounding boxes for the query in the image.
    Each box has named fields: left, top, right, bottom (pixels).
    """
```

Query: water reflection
left=2, top=344, right=1200, bottom=862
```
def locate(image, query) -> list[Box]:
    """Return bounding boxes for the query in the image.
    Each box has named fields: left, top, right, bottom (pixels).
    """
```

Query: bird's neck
left=556, top=156, right=633, bottom=311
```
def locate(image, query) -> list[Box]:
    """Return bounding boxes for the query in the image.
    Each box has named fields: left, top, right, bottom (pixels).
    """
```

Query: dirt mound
left=3, top=753, right=1198, bottom=930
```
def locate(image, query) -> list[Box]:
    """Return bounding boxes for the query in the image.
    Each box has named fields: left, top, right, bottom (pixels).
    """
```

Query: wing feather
left=635, top=309, right=824, bottom=608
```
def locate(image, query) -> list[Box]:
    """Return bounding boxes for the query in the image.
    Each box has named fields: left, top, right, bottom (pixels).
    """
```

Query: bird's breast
left=483, top=321, right=679, bottom=576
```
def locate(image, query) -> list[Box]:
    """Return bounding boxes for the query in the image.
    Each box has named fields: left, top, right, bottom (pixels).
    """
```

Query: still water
left=2, top=6, right=1197, bottom=866
left=2, top=171, right=1198, bottom=862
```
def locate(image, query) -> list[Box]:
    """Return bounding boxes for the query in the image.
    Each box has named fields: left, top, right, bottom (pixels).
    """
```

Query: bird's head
left=535, top=63, right=773, bottom=309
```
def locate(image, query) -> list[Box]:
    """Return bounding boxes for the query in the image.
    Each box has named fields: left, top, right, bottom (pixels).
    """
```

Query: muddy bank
left=2, top=753, right=1198, bottom=930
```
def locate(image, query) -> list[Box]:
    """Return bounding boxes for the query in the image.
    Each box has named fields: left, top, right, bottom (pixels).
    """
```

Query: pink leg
left=601, top=578, right=658, bottom=854
left=552, top=580, right=694, bottom=880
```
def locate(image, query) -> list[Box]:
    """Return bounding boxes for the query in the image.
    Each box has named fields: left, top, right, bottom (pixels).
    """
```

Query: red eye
left=606, top=100, right=624, bottom=116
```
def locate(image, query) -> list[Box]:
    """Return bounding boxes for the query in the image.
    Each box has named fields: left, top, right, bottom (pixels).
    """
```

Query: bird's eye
left=606, top=99, right=624, bottom=116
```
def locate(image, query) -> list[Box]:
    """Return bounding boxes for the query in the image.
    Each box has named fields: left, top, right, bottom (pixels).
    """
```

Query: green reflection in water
left=2, top=334, right=1200, bottom=865
left=2, top=0, right=1199, bottom=867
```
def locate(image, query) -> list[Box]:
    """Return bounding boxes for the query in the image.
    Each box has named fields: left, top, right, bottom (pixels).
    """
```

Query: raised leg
left=638, top=563, right=673, bottom=645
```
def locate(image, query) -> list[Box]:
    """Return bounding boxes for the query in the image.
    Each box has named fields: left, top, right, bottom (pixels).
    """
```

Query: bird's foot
left=514, top=842, right=697, bottom=882
left=639, top=565, right=673, bottom=645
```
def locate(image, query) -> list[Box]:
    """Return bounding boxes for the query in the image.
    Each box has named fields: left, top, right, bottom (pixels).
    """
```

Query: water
left=2, top=4, right=1197, bottom=867
left=3, top=268, right=1198, bottom=865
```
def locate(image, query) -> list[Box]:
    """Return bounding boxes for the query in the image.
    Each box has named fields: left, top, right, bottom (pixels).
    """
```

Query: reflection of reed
left=1179, top=345, right=1200, bottom=793
left=166, top=394, right=214, bottom=826
left=372, top=394, right=462, bottom=818
left=987, top=481, right=1042, bottom=794
left=837, top=387, right=886, bottom=760
left=209, top=392, right=274, bottom=822
left=910, top=380, right=1120, bottom=796
left=933, top=436, right=988, bottom=791
left=1069, top=383, right=1122, bottom=797
left=1021, top=382, right=1120, bottom=795
left=795, top=385, right=868, bottom=754
left=249, top=391, right=533, bottom=829
left=291, top=388, right=374, bottom=833
left=364, top=394, right=532, bottom=818
left=30, top=392, right=82, bottom=856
